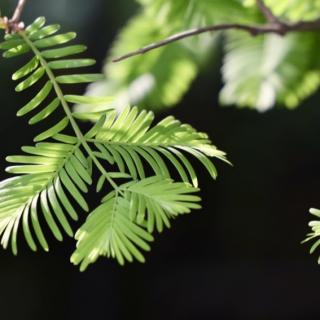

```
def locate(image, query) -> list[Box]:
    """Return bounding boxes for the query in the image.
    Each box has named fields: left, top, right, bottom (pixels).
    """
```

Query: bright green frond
left=120, top=176, right=201, bottom=233
left=0, top=16, right=227, bottom=269
left=0, top=141, right=91, bottom=253
left=72, top=176, right=201, bottom=270
left=89, top=106, right=228, bottom=187
left=71, top=192, right=154, bottom=271
left=304, top=208, right=320, bottom=263
left=0, top=16, right=113, bottom=126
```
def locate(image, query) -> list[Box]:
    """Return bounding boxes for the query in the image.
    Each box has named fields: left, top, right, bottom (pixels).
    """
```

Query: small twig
left=112, top=23, right=281, bottom=62
left=112, top=20, right=320, bottom=62
left=3, top=0, right=27, bottom=33
left=11, top=0, right=27, bottom=24
left=256, top=0, right=280, bottom=24
left=112, top=0, right=320, bottom=63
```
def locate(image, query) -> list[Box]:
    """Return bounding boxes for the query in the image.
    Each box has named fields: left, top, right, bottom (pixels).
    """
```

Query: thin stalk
left=11, top=0, right=28, bottom=24
left=20, top=32, right=120, bottom=192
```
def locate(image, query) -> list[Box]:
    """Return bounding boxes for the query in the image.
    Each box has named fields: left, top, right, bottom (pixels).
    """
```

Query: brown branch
left=11, top=0, right=27, bottom=24
left=4, top=0, right=27, bottom=33
left=256, top=0, right=280, bottom=24
left=112, top=0, right=320, bottom=63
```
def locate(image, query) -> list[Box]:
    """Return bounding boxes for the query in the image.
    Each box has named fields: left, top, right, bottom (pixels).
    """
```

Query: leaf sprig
left=303, top=208, right=320, bottom=263
left=0, top=17, right=228, bottom=270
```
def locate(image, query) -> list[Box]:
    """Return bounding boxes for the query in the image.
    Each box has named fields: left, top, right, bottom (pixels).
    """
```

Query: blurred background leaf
left=220, top=32, right=320, bottom=111
left=78, top=0, right=320, bottom=114
left=80, top=0, right=252, bottom=113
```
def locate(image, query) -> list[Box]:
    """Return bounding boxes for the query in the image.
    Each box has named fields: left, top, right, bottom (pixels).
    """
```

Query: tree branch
left=11, top=0, right=27, bottom=24
left=256, top=0, right=280, bottom=24
left=112, top=0, right=320, bottom=63
left=3, top=0, right=27, bottom=33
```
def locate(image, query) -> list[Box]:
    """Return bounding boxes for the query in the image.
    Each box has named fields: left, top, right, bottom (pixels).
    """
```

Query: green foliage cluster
left=81, top=0, right=320, bottom=113
left=304, top=209, right=320, bottom=263
left=0, top=17, right=227, bottom=270
left=1, top=0, right=319, bottom=269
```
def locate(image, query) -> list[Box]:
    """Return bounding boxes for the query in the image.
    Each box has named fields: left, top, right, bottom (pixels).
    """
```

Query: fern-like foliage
left=1, top=141, right=88, bottom=253
left=72, top=177, right=200, bottom=270
left=303, top=208, right=320, bottom=263
left=89, top=106, right=227, bottom=185
left=0, top=17, right=228, bottom=270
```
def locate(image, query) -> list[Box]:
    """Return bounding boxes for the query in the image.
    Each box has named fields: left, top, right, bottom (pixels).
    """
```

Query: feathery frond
left=304, top=208, right=320, bottom=263
left=71, top=191, right=154, bottom=271
left=87, top=106, right=228, bottom=187
left=0, top=16, right=228, bottom=270
left=0, top=16, right=112, bottom=126
left=71, top=177, right=200, bottom=270
left=121, top=177, right=201, bottom=233
left=0, top=140, right=90, bottom=253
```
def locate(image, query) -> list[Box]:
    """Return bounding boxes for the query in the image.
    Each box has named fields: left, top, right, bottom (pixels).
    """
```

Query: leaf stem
left=20, top=31, right=120, bottom=192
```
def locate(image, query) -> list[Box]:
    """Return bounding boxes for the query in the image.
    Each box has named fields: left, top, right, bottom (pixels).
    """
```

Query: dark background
left=1, top=1, right=320, bottom=319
